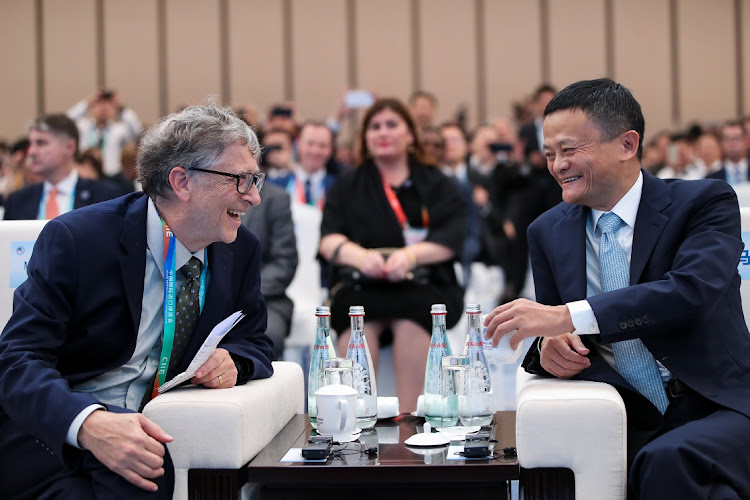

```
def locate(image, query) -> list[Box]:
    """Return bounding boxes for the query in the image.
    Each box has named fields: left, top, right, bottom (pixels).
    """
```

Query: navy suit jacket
left=705, top=158, right=750, bottom=183
left=0, top=192, right=274, bottom=465
left=522, top=171, right=750, bottom=456
left=3, top=178, right=123, bottom=220
left=268, top=171, right=337, bottom=205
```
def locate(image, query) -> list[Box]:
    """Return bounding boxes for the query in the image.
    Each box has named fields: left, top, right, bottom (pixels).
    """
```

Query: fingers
left=540, top=334, right=591, bottom=378
left=191, top=348, right=238, bottom=388
left=139, top=415, right=173, bottom=445
left=384, top=250, right=411, bottom=281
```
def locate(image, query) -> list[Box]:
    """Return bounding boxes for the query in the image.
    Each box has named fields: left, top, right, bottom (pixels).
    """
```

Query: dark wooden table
left=246, top=411, right=519, bottom=499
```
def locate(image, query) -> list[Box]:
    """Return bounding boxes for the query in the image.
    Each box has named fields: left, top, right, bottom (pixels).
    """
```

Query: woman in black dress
left=319, top=98, right=465, bottom=412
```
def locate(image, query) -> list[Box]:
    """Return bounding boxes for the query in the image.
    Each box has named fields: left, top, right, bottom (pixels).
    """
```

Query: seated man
left=0, top=104, right=274, bottom=499
left=4, top=114, right=122, bottom=220
left=241, top=181, right=298, bottom=360
left=485, top=78, right=750, bottom=499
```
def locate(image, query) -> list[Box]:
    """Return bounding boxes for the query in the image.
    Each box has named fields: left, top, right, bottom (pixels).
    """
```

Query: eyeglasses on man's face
left=190, top=167, right=265, bottom=194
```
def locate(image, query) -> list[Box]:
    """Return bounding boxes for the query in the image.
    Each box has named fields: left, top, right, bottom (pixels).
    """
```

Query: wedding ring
left=218, top=375, right=224, bottom=385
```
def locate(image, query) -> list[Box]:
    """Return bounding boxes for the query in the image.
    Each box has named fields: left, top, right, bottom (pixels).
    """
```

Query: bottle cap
left=315, top=306, right=331, bottom=316
left=349, top=305, right=365, bottom=316
left=430, top=304, right=447, bottom=314
left=466, top=303, right=481, bottom=314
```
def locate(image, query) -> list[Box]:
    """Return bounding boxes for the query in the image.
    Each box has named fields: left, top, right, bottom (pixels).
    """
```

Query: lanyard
left=289, top=175, right=325, bottom=209
left=380, top=175, right=429, bottom=229
left=38, top=184, right=76, bottom=220
left=152, top=220, right=207, bottom=396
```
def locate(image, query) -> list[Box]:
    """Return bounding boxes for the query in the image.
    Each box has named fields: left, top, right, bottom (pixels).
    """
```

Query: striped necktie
left=598, top=212, right=669, bottom=414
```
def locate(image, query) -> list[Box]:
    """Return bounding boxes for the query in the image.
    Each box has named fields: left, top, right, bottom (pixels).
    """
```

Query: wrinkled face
left=721, top=125, right=747, bottom=163
left=543, top=110, right=633, bottom=211
left=365, top=108, right=414, bottom=162
left=442, top=126, right=468, bottom=164
left=185, top=141, right=261, bottom=248
left=297, top=125, right=333, bottom=174
left=28, top=129, right=75, bottom=181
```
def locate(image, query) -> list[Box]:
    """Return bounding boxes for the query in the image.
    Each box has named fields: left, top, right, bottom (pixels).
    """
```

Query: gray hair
left=137, top=103, right=261, bottom=198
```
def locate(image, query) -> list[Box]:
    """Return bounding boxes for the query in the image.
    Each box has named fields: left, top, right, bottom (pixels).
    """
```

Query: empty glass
left=324, top=357, right=354, bottom=388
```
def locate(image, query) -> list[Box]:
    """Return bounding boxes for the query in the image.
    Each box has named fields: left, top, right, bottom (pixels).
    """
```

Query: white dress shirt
left=40, top=170, right=79, bottom=219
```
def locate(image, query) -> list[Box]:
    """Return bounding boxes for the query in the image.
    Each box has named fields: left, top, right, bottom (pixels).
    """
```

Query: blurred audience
left=408, top=90, right=439, bottom=131
left=261, top=128, right=295, bottom=179
left=656, top=132, right=705, bottom=180
left=707, top=121, right=749, bottom=184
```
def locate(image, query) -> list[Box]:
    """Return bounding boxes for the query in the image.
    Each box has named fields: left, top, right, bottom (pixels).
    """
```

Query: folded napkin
left=377, top=396, right=399, bottom=418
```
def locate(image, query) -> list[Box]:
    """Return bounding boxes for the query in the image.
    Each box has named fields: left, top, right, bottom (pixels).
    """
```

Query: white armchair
left=143, top=361, right=304, bottom=500
left=515, top=366, right=627, bottom=499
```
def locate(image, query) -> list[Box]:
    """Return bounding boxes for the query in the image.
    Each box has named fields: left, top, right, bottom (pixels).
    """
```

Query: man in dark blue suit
left=0, top=104, right=274, bottom=499
left=485, top=79, right=750, bottom=499
left=3, top=113, right=122, bottom=220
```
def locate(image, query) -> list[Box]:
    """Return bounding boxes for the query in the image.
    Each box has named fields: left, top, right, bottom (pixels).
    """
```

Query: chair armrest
left=143, top=361, right=304, bottom=496
left=515, top=365, right=627, bottom=500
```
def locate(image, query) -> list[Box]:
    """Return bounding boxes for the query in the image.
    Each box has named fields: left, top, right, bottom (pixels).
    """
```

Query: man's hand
left=77, top=410, right=173, bottom=492
left=539, top=334, right=591, bottom=378
left=484, top=298, right=575, bottom=350
left=191, top=347, right=238, bottom=389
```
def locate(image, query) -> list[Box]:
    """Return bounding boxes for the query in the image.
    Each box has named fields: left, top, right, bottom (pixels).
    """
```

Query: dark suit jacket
left=705, top=158, right=750, bottom=182
left=0, top=192, right=274, bottom=465
left=267, top=171, right=337, bottom=205
left=3, top=178, right=123, bottom=220
left=522, top=171, right=750, bottom=457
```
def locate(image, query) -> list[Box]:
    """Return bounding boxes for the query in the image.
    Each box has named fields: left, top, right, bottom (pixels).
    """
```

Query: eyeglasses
left=190, top=167, right=265, bottom=194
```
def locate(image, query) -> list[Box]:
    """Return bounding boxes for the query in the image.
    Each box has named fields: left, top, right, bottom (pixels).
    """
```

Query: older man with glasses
left=0, top=104, right=274, bottom=499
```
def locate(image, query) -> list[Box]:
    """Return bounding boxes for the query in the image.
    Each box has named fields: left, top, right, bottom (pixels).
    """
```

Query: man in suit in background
left=518, top=83, right=556, bottom=169
left=241, top=181, right=298, bottom=360
left=485, top=78, right=750, bottom=498
left=706, top=120, right=749, bottom=185
left=3, top=113, right=122, bottom=220
left=0, top=104, right=274, bottom=499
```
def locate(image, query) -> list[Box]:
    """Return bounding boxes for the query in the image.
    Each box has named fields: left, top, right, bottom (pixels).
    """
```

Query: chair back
left=0, top=220, right=48, bottom=331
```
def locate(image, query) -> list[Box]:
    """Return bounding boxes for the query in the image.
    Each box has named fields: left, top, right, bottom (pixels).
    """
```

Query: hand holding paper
left=158, top=311, right=245, bottom=393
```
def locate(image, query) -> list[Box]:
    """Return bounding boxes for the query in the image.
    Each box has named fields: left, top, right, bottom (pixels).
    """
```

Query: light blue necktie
left=598, top=212, right=669, bottom=414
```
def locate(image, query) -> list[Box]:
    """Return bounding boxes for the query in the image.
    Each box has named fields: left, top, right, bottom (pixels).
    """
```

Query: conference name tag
left=9, top=241, right=35, bottom=288
left=740, top=232, right=750, bottom=280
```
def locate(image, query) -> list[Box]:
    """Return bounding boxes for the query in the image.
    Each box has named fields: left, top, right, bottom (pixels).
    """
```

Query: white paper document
left=157, top=310, right=246, bottom=393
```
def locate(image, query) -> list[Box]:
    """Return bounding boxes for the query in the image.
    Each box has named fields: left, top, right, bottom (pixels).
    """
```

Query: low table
left=246, top=411, right=519, bottom=499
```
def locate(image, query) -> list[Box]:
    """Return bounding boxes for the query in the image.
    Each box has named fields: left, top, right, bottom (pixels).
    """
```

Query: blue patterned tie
left=597, top=212, right=669, bottom=414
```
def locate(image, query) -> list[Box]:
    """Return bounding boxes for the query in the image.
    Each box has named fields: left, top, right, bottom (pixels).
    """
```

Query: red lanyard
left=381, top=175, right=429, bottom=229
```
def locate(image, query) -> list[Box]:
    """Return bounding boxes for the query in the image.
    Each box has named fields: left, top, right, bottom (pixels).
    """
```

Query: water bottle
left=462, top=303, right=494, bottom=426
left=308, top=306, right=336, bottom=428
left=346, top=305, right=378, bottom=428
left=423, top=304, right=454, bottom=427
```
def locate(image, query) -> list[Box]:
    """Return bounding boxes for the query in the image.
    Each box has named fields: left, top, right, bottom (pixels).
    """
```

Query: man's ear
left=621, top=130, right=640, bottom=161
left=168, top=166, right=191, bottom=201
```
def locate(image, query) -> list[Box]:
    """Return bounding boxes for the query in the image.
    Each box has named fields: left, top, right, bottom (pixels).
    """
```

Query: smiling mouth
left=562, top=176, right=581, bottom=184
left=227, top=209, right=245, bottom=221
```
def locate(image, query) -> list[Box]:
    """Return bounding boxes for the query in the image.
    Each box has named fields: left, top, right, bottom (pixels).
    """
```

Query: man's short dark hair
left=408, top=90, right=438, bottom=106
left=720, top=120, right=747, bottom=136
left=28, top=114, right=80, bottom=152
left=534, top=84, right=557, bottom=100
left=544, top=78, right=645, bottom=160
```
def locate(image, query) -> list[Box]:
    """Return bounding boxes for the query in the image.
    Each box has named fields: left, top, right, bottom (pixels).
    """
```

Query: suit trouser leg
left=0, top=417, right=174, bottom=500
left=629, top=408, right=750, bottom=500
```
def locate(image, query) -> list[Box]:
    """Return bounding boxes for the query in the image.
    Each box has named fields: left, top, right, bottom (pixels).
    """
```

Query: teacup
left=315, top=383, right=358, bottom=441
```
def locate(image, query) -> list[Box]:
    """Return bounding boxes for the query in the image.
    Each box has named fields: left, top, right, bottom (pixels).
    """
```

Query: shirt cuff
left=66, top=404, right=106, bottom=449
left=567, top=299, right=600, bottom=335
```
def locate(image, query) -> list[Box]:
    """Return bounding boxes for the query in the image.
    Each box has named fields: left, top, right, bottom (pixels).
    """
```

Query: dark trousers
left=0, top=413, right=175, bottom=500
left=629, top=385, right=750, bottom=499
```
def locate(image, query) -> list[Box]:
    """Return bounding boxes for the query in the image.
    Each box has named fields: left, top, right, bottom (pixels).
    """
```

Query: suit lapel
left=119, top=196, right=148, bottom=331
left=631, top=172, right=671, bottom=284
left=552, top=203, right=588, bottom=301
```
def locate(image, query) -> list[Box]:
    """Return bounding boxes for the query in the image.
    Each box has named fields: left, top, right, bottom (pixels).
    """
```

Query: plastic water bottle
left=462, top=303, right=494, bottom=426
left=308, top=306, right=336, bottom=428
left=423, top=304, right=454, bottom=427
left=346, top=305, right=378, bottom=428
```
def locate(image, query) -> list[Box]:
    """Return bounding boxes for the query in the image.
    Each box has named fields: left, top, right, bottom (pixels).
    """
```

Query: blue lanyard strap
left=155, top=219, right=208, bottom=389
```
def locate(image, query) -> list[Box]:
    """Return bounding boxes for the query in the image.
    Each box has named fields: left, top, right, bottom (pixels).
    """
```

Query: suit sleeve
left=258, top=189, right=298, bottom=298
left=0, top=219, right=102, bottom=458
left=218, top=232, right=275, bottom=383
left=588, top=181, right=744, bottom=345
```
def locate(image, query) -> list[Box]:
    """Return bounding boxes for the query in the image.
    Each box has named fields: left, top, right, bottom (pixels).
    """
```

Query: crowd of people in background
left=1, top=84, right=749, bottom=364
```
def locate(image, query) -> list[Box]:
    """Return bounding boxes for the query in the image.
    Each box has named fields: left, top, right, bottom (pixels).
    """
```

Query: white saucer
left=334, top=428, right=362, bottom=443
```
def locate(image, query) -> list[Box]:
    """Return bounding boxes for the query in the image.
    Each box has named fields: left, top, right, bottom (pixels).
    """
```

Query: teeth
left=228, top=210, right=245, bottom=217
left=562, top=176, right=581, bottom=184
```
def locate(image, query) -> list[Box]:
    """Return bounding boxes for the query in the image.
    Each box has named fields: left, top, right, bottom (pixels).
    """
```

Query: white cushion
left=143, top=361, right=304, bottom=500
left=515, top=365, right=627, bottom=500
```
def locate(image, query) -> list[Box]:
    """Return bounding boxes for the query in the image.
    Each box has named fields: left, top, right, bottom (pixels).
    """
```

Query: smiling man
left=484, top=79, right=750, bottom=499
left=0, top=104, right=274, bottom=499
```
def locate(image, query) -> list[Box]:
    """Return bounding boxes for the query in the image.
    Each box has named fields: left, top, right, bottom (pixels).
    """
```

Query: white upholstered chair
left=143, top=361, right=304, bottom=500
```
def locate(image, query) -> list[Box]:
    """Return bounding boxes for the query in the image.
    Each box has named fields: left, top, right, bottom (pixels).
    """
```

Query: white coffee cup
left=315, top=384, right=357, bottom=441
